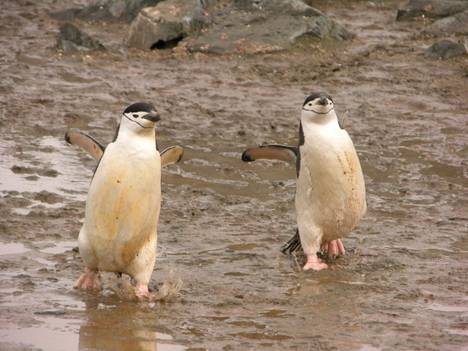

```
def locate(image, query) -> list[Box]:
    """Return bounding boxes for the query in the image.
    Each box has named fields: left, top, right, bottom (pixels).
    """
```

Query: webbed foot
left=303, top=255, right=328, bottom=271
left=74, top=268, right=100, bottom=290
left=135, top=283, right=150, bottom=300
left=321, top=239, right=345, bottom=258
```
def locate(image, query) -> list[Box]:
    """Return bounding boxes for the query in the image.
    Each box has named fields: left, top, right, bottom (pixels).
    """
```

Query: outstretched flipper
left=65, top=130, right=104, bottom=161
left=281, top=230, right=302, bottom=254
left=242, top=144, right=302, bottom=255
left=160, top=146, right=184, bottom=166
left=65, top=129, right=184, bottom=167
left=242, top=144, right=297, bottom=163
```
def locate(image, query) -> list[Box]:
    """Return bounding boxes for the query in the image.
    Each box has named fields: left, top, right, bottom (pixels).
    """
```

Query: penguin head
left=301, top=92, right=335, bottom=123
left=120, top=102, right=161, bottom=133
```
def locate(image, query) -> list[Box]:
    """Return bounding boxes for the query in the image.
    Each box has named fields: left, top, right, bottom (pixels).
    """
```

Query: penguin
left=65, top=131, right=184, bottom=166
left=242, top=92, right=366, bottom=271
left=74, top=102, right=163, bottom=298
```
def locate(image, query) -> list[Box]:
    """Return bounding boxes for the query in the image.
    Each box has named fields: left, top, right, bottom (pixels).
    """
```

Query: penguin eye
left=132, top=114, right=139, bottom=118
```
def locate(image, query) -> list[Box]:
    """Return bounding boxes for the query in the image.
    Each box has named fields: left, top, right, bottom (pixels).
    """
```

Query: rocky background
left=54, top=0, right=467, bottom=57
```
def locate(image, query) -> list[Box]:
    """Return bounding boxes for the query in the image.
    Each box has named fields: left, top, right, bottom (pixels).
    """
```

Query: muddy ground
left=0, top=0, right=467, bottom=350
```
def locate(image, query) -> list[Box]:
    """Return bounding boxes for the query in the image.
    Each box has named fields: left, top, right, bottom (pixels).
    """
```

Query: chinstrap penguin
left=73, top=102, right=164, bottom=298
left=242, top=93, right=366, bottom=270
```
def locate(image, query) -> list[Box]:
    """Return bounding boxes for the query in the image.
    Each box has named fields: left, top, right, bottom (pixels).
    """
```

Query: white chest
left=295, top=120, right=366, bottom=238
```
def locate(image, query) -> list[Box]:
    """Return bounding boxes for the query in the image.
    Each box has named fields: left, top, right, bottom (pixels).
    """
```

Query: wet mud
left=0, top=0, right=467, bottom=350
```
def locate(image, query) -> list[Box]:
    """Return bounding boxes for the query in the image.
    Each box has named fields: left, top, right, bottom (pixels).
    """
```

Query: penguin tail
left=281, top=229, right=302, bottom=255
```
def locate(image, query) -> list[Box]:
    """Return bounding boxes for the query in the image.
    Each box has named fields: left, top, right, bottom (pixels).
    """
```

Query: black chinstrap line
left=122, top=113, right=153, bottom=129
left=302, top=107, right=334, bottom=115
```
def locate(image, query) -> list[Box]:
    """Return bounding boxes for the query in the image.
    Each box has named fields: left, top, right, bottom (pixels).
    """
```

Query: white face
left=121, top=110, right=160, bottom=132
left=301, top=96, right=335, bottom=123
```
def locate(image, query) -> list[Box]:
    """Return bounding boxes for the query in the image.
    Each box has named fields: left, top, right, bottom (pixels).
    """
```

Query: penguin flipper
left=65, top=130, right=105, bottom=161
left=160, top=146, right=184, bottom=166
left=281, top=229, right=302, bottom=255
left=241, top=145, right=298, bottom=163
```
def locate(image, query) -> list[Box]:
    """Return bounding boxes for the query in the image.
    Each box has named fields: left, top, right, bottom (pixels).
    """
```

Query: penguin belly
left=295, top=129, right=366, bottom=249
left=79, top=143, right=161, bottom=276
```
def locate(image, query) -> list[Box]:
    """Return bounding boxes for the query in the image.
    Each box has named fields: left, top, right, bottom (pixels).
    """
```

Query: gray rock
left=126, top=0, right=208, bottom=50
left=425, top=10, right=468, bottom=36
left=425, top=39, right=467, bottom=59
left=127, top=0, right=353, bottom=53
left=57, top=23, right=105, bottom=53
left=397, top=0, right=468, bottom=20
left=34, top=309, right=66, bottom=316
left=52, top=0, right=161, bottom=22
left=187, top=0, right=353, bottom=54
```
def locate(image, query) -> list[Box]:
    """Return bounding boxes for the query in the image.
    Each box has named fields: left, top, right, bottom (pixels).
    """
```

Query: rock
left=57, top=23, right=105, bottom=53
left=187, top=0, right=353, bottom=54
left=33, top=191, right=62, bottom=205
left=425, top=39, right=467, bottom=59
left=397, top=0, right=468, bottom=20
left=126, top=0, right=208, bottom=50
left=424, top=10, right=468, bottom=36
left=34, top=309, right=66, bottom=316
left=52, top=0, right=161, bottom=22
left=127, top=0, right=353, bottom=53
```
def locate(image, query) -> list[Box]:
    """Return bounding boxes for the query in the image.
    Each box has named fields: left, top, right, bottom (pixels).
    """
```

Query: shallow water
left=0, top=0, right=467, bottom=350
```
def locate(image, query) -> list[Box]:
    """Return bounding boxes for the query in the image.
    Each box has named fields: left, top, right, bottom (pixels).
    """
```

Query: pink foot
left=336, top=239, right=345, bottom=256
left=303, top=255, right=328, bottom=271
left=135, top=283, right=150, bottom=300
left=320, top=242, right=328, bottom=254
left=321, top=239, right=346, bottom=258
left=74, top=268, right=100, bottom=290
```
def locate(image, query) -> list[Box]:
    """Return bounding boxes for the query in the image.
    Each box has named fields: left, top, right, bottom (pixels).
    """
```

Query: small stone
left=34, top=191, right=61, bottom=204
left=425, top=39, right=467, bottom=59
left=34, top=309, right=66, bottom=316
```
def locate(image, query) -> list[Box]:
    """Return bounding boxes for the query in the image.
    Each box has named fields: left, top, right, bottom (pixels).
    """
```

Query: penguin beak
left=142, top=112, right=161, bottom=122
left=318, top=97, right=328, bottom=106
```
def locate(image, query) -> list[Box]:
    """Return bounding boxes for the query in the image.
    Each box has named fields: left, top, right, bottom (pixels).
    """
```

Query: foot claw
left=320, top=242, right=328, bottom=253
left=328, top=241, right=339, bottom=257
left=336, top=239, right=345, bottom=256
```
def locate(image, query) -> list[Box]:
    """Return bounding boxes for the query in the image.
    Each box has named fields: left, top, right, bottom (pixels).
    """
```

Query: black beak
left=142, top=112, right=161, bottom=122
left=318, top=97, right=328, bottom=106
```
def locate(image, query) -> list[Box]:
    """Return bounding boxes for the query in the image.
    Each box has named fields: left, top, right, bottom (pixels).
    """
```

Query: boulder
left=425, top=39, right=467, bottom=59
left=397, top=0, right=468, bottom=20
left=57, top=23, right=105, bottom=53
left=52, top=0, right=161, bottom=22
left=126, top=0, right=353, bottom=54
left=126, top=0, right=208, bottom=49
left=187, top=0, right=353, bottom=54
left=424, top=10, right=468, bottom=36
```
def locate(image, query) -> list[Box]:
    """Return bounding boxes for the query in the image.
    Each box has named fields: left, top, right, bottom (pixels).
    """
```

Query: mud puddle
left=1, top=0, right=467, bottom=350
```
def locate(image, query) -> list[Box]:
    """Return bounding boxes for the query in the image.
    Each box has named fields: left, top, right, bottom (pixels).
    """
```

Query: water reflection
left=79, top=298, right=186, bottom=351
